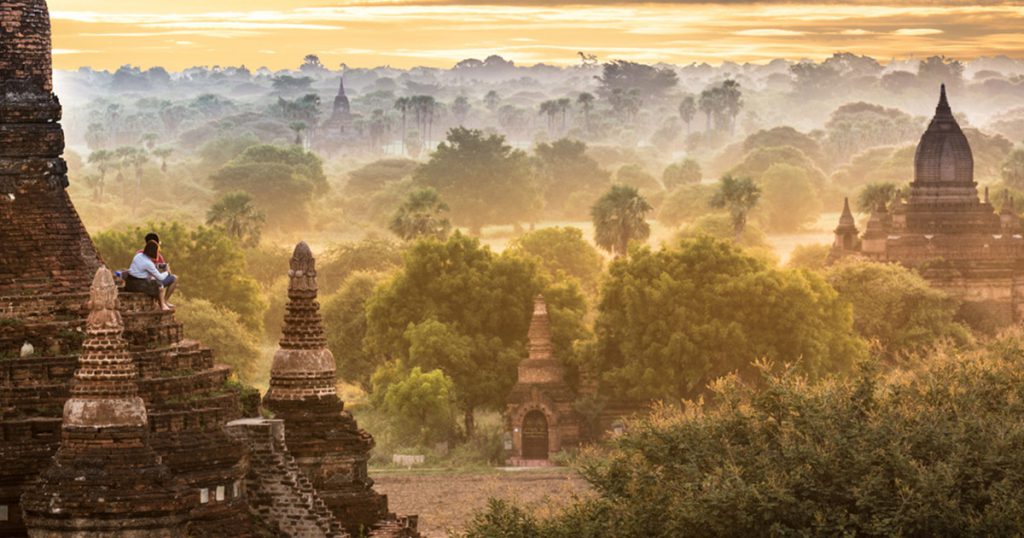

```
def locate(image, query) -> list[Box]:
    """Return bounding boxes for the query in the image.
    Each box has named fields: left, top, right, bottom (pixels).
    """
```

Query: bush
left=466, top=334, right=1024, bottom=536
left=370, top=361, right=458, bottom=447
left=661, top=158, right=702, bottom=190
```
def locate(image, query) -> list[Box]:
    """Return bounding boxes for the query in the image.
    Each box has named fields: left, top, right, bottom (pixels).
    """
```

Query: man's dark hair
left=143, top=240, right=160, bottom=260
left=145, top=232, right=160, bottom=244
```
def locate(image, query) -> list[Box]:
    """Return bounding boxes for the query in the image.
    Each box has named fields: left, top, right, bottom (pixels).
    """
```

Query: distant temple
left=829, top=84, right=1023, bottom=329
left=0, top=2, right=416, bottom=535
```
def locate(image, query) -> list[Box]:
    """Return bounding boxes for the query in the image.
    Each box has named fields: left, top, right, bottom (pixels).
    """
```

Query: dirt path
left=371, top=468, right=590, bottom=537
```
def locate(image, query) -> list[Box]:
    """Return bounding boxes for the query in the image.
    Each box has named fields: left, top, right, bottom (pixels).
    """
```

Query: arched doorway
left=521, top=410, right=549, bottom=459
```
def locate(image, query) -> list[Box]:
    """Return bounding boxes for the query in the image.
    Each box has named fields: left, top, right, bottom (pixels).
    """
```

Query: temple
left=0, top=2, right=417, bottom=535
left=829, top=85, right=1024, bottom=329
left=505, top=296, right=579, bottom=463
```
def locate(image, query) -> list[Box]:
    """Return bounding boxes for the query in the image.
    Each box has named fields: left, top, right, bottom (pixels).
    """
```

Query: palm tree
left=591, top=184, right=652, bottom=256
left=698, top=88, right=717, bottom=132
left=539, top=100, right=559, bottom=135
left=410, top=95, right=437, bottom=147
left=710, top=174, right=761, bottom=238
left=289, top=121, right=308, bottom=146
left=452, top=96, right=471, bottom=126
left=152, top=147, right=173, bottom=173
left=577, top=92, right=595, bottom=129
left=556, top=98, right=572, bottom=132
left=206, top=191, right=266, bottom=247
left=678, top=94, right=696, bottom=135
left=388, top=187, right=452, bottom=240
left=394, top=97, right=411, bottom=155
left=87, top=149, right=114, bottom=201
left=857, top=182, right=903, bottom=213
left=719, top=79, right=743, bottom=135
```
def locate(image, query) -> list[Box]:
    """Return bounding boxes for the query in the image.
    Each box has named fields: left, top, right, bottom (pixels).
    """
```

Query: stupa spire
left=936, top=83, right=952, bottom=117
left=527, top=295, right=554, bottom=361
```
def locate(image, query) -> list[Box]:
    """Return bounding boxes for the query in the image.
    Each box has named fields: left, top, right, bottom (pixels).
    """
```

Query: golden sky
left=48, top=1, right=1024, bottom=70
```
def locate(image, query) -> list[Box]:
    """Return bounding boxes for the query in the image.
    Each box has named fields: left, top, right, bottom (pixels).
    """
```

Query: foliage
left=508, top=227, right=604, bottom=296
left=676, top=214, right=771, bottom=252
left=787, top=243, right=830, bottom=270
left=823, top=102, right=923, bottom=165
left=729, top=145, right=826, bottom=189
left=344, top=158, right=419, bottom=197
left=533, top=139, right=611, bottom=218
left=322, top=272, right=387, bottom=389
left=364, top=233, right=588, bottom=433
left=414, top=128, right=538, bottom=232
left=596, top=60, right=678, bottom=99
left=319, top=237, right=405, bottom=295
left=209, top=144, right=327, bottom=229
left=661, top=159, right=701, bottom=190
left=614, top=164, right=660, bottom=192
left=742, top=126, right=828, bottom=169
left=469, top=339, right=1024, bottom=536
left=831, top=145, right=914, bottom=191
left=710, top=174, right=761, bottom=237
left=244, top=244, right=291, bottom=290
left=593, top=237, right=864, bottom=401
left=591, top=185, right=652, bottom=256
left=93, top=222, right=265, bottom=331
left=856, top=181, right=905, bottom=213
left=388, top=187, right=452, bottom=241
left=964, top=128, right=1014, bottom=182
left=757, top=163, right=823, bottom=232
left=206, top=191, right=265, bottom=247
left=657, top=183, right=716, bottom=228
left=826, top=259, right=972, bottom=358
left=370, top=361, right=458, bottom=446
left=174, top=297, right=265, bottom=385
left=1002, top=148, right=1024, bottom=189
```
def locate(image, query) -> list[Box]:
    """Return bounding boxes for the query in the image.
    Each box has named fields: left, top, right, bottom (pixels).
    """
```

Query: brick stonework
left=263, top=242, right=418, bottom=536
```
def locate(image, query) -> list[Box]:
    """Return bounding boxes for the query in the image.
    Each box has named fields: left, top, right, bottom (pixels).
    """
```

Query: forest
left=54, top=51, right=1024, bottom=532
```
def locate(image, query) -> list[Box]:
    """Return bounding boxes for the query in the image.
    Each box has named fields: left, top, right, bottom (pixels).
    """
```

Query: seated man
left=125, top=240, right=177, bottom=310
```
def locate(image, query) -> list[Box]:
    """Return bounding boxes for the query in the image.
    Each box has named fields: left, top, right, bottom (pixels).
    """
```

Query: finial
left=936, top=83, right=952, bottom=116
left=288, top=241, right=317, bottom=292
left=842, top=197, right=852, bottom=217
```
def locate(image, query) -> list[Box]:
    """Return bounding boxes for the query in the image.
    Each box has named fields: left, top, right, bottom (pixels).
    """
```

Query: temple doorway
left=521, top=411, right=549, bottom=459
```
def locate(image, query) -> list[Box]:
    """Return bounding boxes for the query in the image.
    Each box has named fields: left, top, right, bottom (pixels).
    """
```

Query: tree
left=451, top=96, right=471, bottom=126
left=410, top=95, right=438, bottom=146
left=539, top=100, right=560, bottom=135
left=742, top=126, right=828, bottom=170
left=371, top=362, right=458, bottom=446
left=614, top=164, right=661, bottom=192
left=206, top=191, right=266, bottom=247
left=657, top=183, right=716, bottom=228
left=678, top=94, right=696, bottom=135
left=289, top=121, right=307, bottom=146
left=414, top=127, right=538, bottom=234
left=592, top=236, right=863, bottom=402
left=319, top=237, right=405, bottom=295
left=508, top=227, right=604, bottom=295
left=857, top=182, right=904, bottom=213
left=483, top=90, right=500, bottom=113
left=718, top=79, right=743, bottom=135
left=787, top=243, right=830, bottom=270
left=175, top=297, right=264, bottom=385
left=209, top=144, right=327, bottom=230
left=826, top=259, right=971, bottom=358
left=394, top=97, right=411, bottom=155
left=92, top=222, right=265, bottom=331
left=758, top=163, right=823, bottom=232
left=596, top=60, right=677, bottom=99
left=662, top=159, right=702, bottom=190
left=1004, top=148, right=1024, bottom=189
left=344, top=158, right=418, bottom=197
left=698, top=87, right=717, bottom=132
left=533, top=138, right=610, bottom=218
left=388, top=187, right=452, bottom=241
left=468, top=335, right=1024, bottom=536
left=86, top=149, right=114, bottom=201
left=322, top=272, right=387, bottom=389
left=364, top=233, right=587, bottom=435
left=152, top=146, right=173, bottom=173
left=576, top=92, right=595, bottom=128
left=591, top=184, right=652, bottom=256
left=710, top=174, right=761, bottom=237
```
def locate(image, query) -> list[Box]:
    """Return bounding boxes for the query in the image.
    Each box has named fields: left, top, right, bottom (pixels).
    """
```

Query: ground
left=371, top=467, right=590, bottom=537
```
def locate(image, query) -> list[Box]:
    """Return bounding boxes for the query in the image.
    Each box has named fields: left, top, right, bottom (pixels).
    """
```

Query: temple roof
left=913, top=84, right=973, bottom=186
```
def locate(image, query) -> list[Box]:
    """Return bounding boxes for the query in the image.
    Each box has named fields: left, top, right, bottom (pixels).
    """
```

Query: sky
left=47, top=1, right=1024, bottom=71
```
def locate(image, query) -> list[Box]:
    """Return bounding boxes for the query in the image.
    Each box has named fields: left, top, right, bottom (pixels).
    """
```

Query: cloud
left=894, top=28, right=945, bottom=35
left=734, top=29, right=806, bottom=36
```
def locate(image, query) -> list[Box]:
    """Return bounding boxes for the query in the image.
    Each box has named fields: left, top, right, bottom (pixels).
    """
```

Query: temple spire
left=839, top=197, right=855, bottom=225
left=936, top=83, right=952, bottom=118
left=527, top=295, right=554, bottom=362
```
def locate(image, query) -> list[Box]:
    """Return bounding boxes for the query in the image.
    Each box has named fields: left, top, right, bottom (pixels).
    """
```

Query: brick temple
left=829, top=84, right=1024, bottom=330
left=505, top=296, right=580, bottom=463
left=0, top=1, right=417, bottom=535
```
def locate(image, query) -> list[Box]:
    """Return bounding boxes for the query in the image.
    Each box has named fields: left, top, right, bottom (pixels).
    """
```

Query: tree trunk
left=464, top=409, right=475, bottom=438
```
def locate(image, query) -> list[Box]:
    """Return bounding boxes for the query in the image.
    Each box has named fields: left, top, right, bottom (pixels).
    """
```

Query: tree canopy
left=592, top=237, right=864, bottom=401
left=508, top=227, right=605, bottom=296
left=591, top=185, right=652, bottom=256
left=414, top=127, right=538, bottom=233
